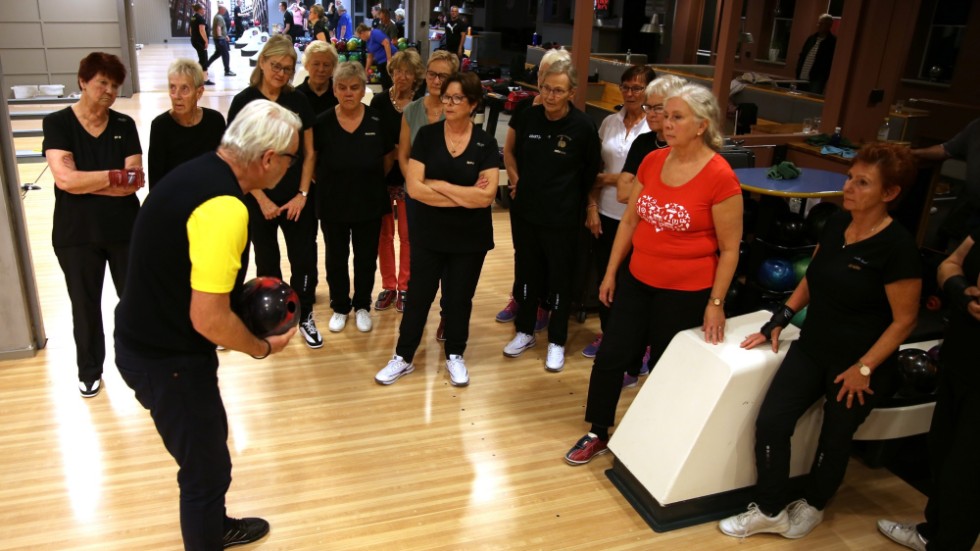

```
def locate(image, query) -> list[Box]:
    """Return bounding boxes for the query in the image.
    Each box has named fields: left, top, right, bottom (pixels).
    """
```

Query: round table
left=734, top=167, right=846, bottom=198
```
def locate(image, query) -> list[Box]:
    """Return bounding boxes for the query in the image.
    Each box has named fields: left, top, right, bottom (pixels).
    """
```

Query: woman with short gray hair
left=297, top=40, right=339, bottom=115
left=148, top=58, right=226, bottom=189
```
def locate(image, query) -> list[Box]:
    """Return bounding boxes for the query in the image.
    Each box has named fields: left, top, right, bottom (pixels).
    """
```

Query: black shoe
left=78, top=378, right=102, bottom=398
left=223, top=517, right=269, bottom=548
left=204, top=79, right=216, bottom=85
left=225, top=71, right=237, bottom=76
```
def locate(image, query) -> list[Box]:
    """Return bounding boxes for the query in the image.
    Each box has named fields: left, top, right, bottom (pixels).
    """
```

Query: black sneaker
left=223, top=517, right=269, bottom=548
left=78, top=378, right=102, bottom=398
left=225, top=71, right=237, bottom=76
left=299, top=312, right=323, bottom=349
left=204, top=80, right=216, bottom=85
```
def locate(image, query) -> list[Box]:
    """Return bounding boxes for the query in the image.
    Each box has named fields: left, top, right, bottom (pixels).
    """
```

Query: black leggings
left=322, top=217, right=382, bottom=314
left=754, top=343, right=898, bottom=514
left=592, top=213, right=620, bottom=333
left=512, top=218, right=577, bottom=345
left=585, top=269, right=709, bottom=429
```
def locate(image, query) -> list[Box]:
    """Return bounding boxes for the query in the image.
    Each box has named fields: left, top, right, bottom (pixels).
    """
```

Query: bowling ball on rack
left=790, top=306, right=807, bottom=328
left=927, top=344, right=941, bottom=363
left=234, top=277, right=300, bottom=338
left=791, top=255, right=811, bottom=283
left=771, top=212, right=807, bottom=246
left=805, top=201, right=840, bottom=243
left=757, top=257, right=796, bottom=292
left=896, top=348, right=938, bottom=396
left=336, top=40, right=347, bottom=52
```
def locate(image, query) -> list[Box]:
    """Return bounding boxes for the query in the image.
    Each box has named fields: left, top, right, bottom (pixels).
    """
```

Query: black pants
left=396, top=245, right=486, bottom=362
left=585, top=270, right=709, bottom=428
left=376, top=61, right=392, bottom=91
left=54, top=241, right=129, bottom=383
left=322, top=217, right=382, bottom=314
left=116, top=338, right=231, bottom=551
left=206, top=37, right=231, bottom=73
left=245, top=196, right=318, bottom=318
left=194, top=43, right=208, bottom=72
left=917, top=335, right=980, bottom=551
left=512, top=218, right=577, bottom=345
left=592, top=213, right=620, bottom=333
left=754, top=343, right=897, bottom=514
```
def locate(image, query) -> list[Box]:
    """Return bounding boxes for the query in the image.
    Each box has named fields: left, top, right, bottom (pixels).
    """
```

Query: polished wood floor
left=1, top=44, right=935, bottom=550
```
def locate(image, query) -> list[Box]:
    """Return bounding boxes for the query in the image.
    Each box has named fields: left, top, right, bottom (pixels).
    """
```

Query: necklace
left=390, top=89, right=410, bottom=113
left=445, top=122, right=470, bottom=154
left=843, top=214, right=889, bottom=248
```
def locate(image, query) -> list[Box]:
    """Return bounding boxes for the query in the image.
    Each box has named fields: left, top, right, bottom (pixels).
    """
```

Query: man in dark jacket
left=796, top=14, right=836, bottom=95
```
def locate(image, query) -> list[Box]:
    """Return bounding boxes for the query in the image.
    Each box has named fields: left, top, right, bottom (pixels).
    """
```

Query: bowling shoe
left=784, top=499, right=823, bottom=538
left=375, top=355, right=415, bottom=385
left=534, top=307, right=549, bottom=332
left=582, top=333, right=602, bottom=358
left=718, top=503, right=789, bottom=538
left=222, top=516, right=269, bottom=548
left=395, top=291, right=407, bottom=313
left=375, top=289, right=396, bottom=310
left=564, top=433, right=609, bottom=465
left=446, top=354, right=469, bottom=386
left=355, top=309, right=373, bottom=332
left=328, top=312, right=348, bottom=332
left=78, top=378, right=102, bottom=398
left=503, top=332, right=536, bottom=357
left=877, top=520, right=927, bottom=551
left=495, top=297, right=518, bottom=322
left=545, top=343, right=565, bottom=372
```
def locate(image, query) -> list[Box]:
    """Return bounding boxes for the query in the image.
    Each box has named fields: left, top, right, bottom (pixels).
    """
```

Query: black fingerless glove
left=760, top=304, right=795, bottom=340
left=943, top=275, right=974, bottom=314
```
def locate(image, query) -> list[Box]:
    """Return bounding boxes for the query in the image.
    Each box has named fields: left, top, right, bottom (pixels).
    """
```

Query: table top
left=734, top=167, right=846, bottom=198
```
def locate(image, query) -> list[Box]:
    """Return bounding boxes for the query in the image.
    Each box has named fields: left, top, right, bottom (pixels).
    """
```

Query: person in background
left=42, top=52, right=144, bottom=398
left=325, top=1, right=339, bottom=39
left=287, top=0, right=306, bottom=43
left=375, top=72, right=500, bottom=387
left=796, top=13, right=836, bottom=94
left=719, top=143, right=920, bottom=540
left=233, top=0, right=244, bottom=39
left=190, top=3, right=214, bottom=85
left=227, top=35, right=321, bottom=349
left=308, top=4, right=328, bottom=43
left=582, top=65, right=656, bottom=362
left=336, top=4, right=353, bottom=41
left=148, top=59, right=226, bottom=190
left=278, top=1, right=292, bottom=39
left=357, top=23, right=393, bottom=91
left=496, top=47, right=572, bottom=329
left=503, top=60, right=601, bottom=372
left=296, top=40, right=339, bottom=118
left=564, top=83, right=742, bottom=465
left=115, top=100, right=299, bottom=550
left=315, top=62, right=394, bottom=334
left=398, top=50, right=459, bottom=333
left=877, top=233, right=980, bottom=551
left=379, top=8, right=398, bottom=41
left=394, top=8, right=406, bottom=39
left=206, top=2, right=236, bottom=78
left=912, top=117, right=980, bottom=251
left=371, top=50, right=425, bottom=313
left=443, top=4, right=467, bottom=59
left=370, top=4, right=381, bottom=28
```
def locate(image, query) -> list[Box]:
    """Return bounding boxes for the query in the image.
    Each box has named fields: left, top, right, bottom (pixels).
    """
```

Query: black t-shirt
left=507, top=95, right=536, bottom=130
left=41, top=107, right=142, bottom=247
left=314, top=106, right=393, bottom=222
left=296, top=77, right=338, bottom=119
left=444, top=18, right=466, bottom=53
left=369, top=89, right=423, bottom=188
left=622, top=132, right=668, bottom=175
left=227, top=86, right=315, bottom=204
left=944, top=117, right=980, bottom=205
left=311, top=20, right=327, bottom=40
left=799, top=211, right=922, bottom=366
left=511, top=104, right=601, bottom=227
left=191, top=13, right=208, bottom=47
left=941, top=227, right=980, bottom=378
left=116, top=153, right=249, bottom=356
left=409, top=121, right=499, bottom=252
left=148, top=107, right=226, bottom=190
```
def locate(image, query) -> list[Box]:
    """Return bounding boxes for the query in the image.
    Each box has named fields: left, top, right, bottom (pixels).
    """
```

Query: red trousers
left=378, top=198, right=410, bottom=291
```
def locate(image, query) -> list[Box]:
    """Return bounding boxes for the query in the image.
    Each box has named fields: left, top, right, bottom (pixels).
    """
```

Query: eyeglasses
left=277, top=152, right=300, bottom=166
left=440, top=94, right=466, bottom=105
left=641, top=103, right=665, bottom=114
left=426, top=70, right=451, bottom=81
left=620, top=84, right=646, bottom=94
left=540, top=84, right=569, bottom=97
left=268, top=61, right=295, bottom=75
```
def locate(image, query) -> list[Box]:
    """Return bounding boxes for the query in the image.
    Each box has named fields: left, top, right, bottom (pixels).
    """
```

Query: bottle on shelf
left=625, top=49, right=632, bottom=64
left=828, top=126, right=842, bottom=147
left=531, top=32, right=539, bottom=46
left=877, top=118, right=890, bottom=141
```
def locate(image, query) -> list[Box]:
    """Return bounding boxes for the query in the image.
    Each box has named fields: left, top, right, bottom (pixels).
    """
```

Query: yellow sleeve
left=187, top=196, right=249, bottom=293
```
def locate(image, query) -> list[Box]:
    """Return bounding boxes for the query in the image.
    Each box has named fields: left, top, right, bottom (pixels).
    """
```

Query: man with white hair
left=114, top=100, right=300, bottom=550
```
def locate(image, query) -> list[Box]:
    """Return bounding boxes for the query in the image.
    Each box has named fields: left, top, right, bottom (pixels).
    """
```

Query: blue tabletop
left=734, top=167, right=846, bottom=198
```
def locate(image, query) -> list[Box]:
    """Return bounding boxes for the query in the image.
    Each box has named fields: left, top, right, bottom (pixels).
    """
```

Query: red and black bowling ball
left=805, top=202, right=840, bottom=243
left=235, top=277, right=300, bottom=338
left=896, top=348, right=938, bottom=397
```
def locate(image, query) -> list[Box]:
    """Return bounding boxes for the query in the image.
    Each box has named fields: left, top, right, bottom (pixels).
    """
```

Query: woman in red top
left=565, top=83, right=743, bottom=465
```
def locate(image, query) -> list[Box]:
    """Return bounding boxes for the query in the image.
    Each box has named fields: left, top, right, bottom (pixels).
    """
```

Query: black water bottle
left=829, top=126, right=842, bottom=147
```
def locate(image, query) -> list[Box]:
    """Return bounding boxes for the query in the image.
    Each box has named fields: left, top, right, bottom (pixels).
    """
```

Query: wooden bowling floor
left=0, top=43, right=940, bottom=550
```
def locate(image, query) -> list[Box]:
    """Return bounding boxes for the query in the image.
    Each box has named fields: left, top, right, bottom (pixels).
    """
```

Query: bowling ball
left=925, top=295, right=942, bottom=311
left=347, top=38, right=359, bottom=51
left=338, top=53, right=347, bottom=62
left=927, top=344, right=941, bottom=362
left=235, top=277, right=300, bottom=338
left=792, top=255, right=811, bottom=283
left=397, top=41, right=408, bottom=51
left=771, top=212, right=807, bottom=246
left=336, top=40, right=346, bottom=52
left=805, top=201, right=840, bottom=243
left=757, top=257, right=796, bottom=292
left=896, top=348, right=938, bottom=396
left=790, top=306, right=807, bottom=328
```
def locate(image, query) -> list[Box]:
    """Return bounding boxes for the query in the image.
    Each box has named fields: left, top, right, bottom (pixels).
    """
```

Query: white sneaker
left=328, top=312, right=348, bottom=332
left=355, top=309, right=373, bottom=332
left=503, top=332, right=536, bottom=357
left=545, top=343, right=565, bottom=372
left=446, top=354, right=469, bottom=387
left=784, top=499, right=823, bottom=539
left=375, top=355, right=414, bottom=385
left=718, top=503, right=790, bottom=538
left=877, top=519, right=927, bottom=551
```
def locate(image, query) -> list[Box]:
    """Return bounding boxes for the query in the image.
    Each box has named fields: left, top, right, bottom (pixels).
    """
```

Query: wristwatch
left=857, top=362, right=872, bottom=377
left=299, top=190, right=308, bottom=197
left=709, top=297, right=724, bottom=307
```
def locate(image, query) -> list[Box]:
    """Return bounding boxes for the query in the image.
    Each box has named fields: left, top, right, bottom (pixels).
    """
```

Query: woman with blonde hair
left=148, top=58, right=226, bottom=189
left=227, top=34, right=322, bottom=348
left=296, top=40, right=339, bottom=115
left=370, top=49, right=425, bottom=312
left=308, top=4, right=328, bottom=42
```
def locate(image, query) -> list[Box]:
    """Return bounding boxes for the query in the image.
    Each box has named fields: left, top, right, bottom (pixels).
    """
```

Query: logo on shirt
left=364, top=132, right=376, bottom=136
left=528, top=134, right=542, bottom=140
left=114, top=135, right=123, bottom=140
left=466, top=160, right=475, bottom=165
left=636, top=196, right=691, bottom=232
left=557, top=134, right=572, bottom=149
left=475, top=141, right=485, bottom=148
